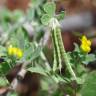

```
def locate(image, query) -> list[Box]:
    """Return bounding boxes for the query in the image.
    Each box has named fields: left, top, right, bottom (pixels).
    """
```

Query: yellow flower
left=80, top=36, right=91, bottom=53
left=16, top=49, right=23, bottom=58
left=80, top=44, right=91, bottom=53
left=8, top=45, right=23, bottom=59
left=81, top=36, right=91, bottom=46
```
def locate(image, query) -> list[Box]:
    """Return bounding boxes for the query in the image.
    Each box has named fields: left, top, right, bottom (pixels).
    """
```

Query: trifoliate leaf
left=43, top=2, right=56, bottom=16
left=41, top=14, right=51, bottom=25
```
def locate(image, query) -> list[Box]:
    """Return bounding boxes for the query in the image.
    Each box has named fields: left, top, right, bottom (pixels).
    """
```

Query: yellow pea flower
left=12, top=48, right=18, bottom=55
left=16, top=49, right=23, bottom=58
left=80, top=36, right=91, bottom=53
left=81, top=36, right=91, bottom=46
left=80, top=44, right=91, bottom=53
left=8, top=45, right=23, bottom=59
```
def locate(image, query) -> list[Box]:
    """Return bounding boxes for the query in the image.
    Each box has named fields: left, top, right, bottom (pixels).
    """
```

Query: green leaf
left=27, top=8, right=35, bottom=20
left=0, top=62, right=12, bottom=75
left=12, top=10, right=23, bottom=22
left=74, top=43, right=80, bottom=52
left=76, top=77, right=84, bottom=84
left=16, top=28, right=25, bottom=49
left=29, top=47, right=42, bottom=61
left=21, top=45, right=34, bottom=61
left=80, top=71, right=96, bottom=96
left=21, top=46, right=41, bottom=62
left=36, top=7, right=43, bottom=17
left=76, top=65, right=86, bottom=76
left=41, top=14, right=51, bottom=25
left=27, top=66, right=48, bottom=76
left=43, top=2, right=56, bottom=16
left=1, top=21, right=9, bottom=31
left=32, top=0, right=43, bottom=7
left=56, top=74, right=67, bottom=83
left=7, top=92, right=18, bottom=96
left=0, top=45, right=6, bottom=57
left=83, top=54, right=96, bottom=65
left=0, top=9, right=11, bottom=21
left=56, top=11, right=65, bottom=20
left=0, top=77, right=9, bottom=86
